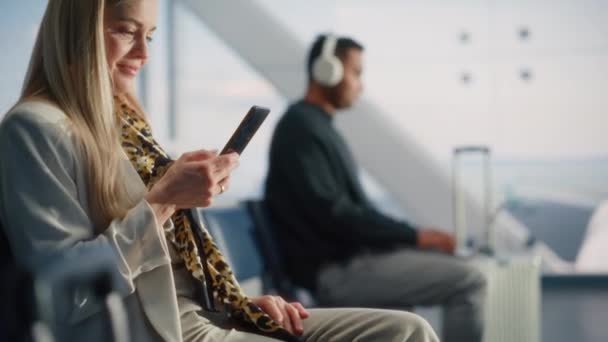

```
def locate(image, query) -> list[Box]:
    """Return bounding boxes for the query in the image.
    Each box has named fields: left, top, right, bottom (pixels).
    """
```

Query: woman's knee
left=386, top=311, right=439, bottom=342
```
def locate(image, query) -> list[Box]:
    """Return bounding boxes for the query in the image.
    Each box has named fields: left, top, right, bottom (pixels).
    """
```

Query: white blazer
left=0, top=101, right=191, bottom=341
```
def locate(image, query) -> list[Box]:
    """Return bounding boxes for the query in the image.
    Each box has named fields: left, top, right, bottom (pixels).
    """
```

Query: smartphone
left=220, top=105, right=271, bottom=155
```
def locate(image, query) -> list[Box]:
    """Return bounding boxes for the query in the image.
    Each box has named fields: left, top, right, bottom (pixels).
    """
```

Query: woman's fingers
left=251, top=296, right=308, bottom=336
left=272, top=296, right=306, bottom=335
left=217, top=176, right=230, bottom=195
left=213, top=152, right=240, bottom=176
left=208, top=153, right=238, bottom=195
left=187, top=158, right=234, bottom=187
left=284, top=301, right=303, bottom=335
left=182, top=149, right=217, bottom=162
left=163, top=150, right=239, bottom=208
left=258, top=296, right=283, bottom=325
left=290, top=302, right=310, bottom=319
left=273, top=297, right=295, bottom=335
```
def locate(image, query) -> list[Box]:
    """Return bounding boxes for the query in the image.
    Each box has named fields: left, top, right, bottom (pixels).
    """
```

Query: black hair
left=307, top=34, right=364, bottom=82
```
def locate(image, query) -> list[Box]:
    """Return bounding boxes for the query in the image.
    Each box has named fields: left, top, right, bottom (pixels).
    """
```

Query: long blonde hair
left=21, top=0, right=134, bottom=230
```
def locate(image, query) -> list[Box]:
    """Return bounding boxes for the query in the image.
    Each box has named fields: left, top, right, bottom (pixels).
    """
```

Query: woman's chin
left=112, top=80, right=135, bottom=96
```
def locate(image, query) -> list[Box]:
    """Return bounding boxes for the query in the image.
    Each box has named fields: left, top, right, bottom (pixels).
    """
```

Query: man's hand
left=251, top=295, right=310, bottom=336
left=417, top=229, right=456, bottom=254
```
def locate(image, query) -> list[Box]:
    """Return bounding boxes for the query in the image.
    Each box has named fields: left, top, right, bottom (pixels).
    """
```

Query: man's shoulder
left=279, top=101, right=327, bottom=131
left=282, top=101, right=312, bottom=120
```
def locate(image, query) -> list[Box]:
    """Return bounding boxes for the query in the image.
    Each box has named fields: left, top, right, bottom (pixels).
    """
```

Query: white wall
left=329, top=0, right=608, bottom=161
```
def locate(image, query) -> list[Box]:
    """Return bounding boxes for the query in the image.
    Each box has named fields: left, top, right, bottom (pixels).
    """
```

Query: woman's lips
left=117, top=64, right=139, bottom=77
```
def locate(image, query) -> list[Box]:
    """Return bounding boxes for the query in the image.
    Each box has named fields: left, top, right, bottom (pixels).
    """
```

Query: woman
left=0, top=0, right=438, bottom=341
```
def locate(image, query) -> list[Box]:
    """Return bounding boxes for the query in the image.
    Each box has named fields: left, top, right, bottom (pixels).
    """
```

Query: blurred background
left=1, top=1, right=607, bottom=341
left=3, top=0, right=606, bottom=205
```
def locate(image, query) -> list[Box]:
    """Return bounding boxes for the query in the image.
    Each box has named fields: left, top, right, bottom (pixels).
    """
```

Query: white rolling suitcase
left=473, top=256, right=541, bottom=342
left=452, top=146, right=541, bottom=342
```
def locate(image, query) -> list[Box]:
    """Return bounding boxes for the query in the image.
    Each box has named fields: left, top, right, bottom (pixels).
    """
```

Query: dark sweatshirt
left=264, top=100, right=417, bottom=290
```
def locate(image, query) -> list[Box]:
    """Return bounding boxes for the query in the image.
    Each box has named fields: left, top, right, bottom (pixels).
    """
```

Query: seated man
left=265, top=34, right=488, bottom=342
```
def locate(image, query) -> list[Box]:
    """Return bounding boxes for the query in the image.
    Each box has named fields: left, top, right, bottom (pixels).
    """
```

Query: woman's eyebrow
left=116, top=17, right=157, bottom=31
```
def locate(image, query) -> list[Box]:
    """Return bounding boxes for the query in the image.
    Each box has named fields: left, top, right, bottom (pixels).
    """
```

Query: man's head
left=307, top=35, right=364, bottom=110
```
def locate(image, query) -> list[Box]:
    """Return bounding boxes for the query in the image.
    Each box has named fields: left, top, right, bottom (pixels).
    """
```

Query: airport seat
left=541, top=274, right=608, bottom=342
left=196, top=200, right=608, bottom=342
left=197, top=201, right=314, bottom=304
left=245, top=200, right=300, bottom=298
left=0, top=221, right=36, bottom=342
left=506, top=199, right=594, bottom=262
left=0, top=221, right=129, bottom=342
left=197, top=203, right=268, bottom=291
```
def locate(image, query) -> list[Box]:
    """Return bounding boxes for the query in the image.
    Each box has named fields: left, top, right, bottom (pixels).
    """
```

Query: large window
left=258, top=0, right=608, bottom=208
left=145, top=1, right=287, bottom=201
left=0, top=1, right=45, bottom=114
left=3, top=0, right=606, bottom=210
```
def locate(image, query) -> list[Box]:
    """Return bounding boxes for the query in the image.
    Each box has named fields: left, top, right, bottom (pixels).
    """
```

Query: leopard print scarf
left=116, top=99, right=298, bottom=341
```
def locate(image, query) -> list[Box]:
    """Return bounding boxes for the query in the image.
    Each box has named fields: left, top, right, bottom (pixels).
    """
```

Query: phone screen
left=220, top=106, right=270, bottom=155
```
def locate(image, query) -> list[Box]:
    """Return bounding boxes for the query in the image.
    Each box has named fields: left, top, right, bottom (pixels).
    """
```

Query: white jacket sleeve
left=0, top=106, right=171, bottom=299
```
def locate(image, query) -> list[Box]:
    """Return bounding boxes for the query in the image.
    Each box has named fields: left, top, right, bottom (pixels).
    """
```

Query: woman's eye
left=146, top=36, right=154, bottom=43
left=114, top=27, right=136, bottom=38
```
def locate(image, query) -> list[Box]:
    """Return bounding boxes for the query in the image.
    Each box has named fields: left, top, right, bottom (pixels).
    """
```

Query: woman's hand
left=251, top=295, right=310, bottom=336
left=145, top=150, right=239, bottom=221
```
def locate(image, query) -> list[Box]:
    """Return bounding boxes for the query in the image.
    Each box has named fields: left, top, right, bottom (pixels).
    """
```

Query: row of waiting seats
left=196, top=200, right=312, bottom=304
left=0, top=200, right=304, bottom=342
left=200, top=200, right=608, bottom=342
left=3, top=200, right=608, bottom=341
left=0, top=222, right=130, bottom=341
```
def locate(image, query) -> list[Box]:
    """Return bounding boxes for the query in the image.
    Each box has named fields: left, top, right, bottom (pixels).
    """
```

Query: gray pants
left=316, top=249, right=487, bottom=342
left=181, top=307, right=439, bottom=342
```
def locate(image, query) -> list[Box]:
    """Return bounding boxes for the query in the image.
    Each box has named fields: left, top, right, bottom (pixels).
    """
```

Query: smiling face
left=104, top=0, right=158, bottom=95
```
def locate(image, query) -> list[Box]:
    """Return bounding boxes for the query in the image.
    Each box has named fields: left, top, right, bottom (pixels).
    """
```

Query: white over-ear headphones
left=312, top=35, right=344, bottom=87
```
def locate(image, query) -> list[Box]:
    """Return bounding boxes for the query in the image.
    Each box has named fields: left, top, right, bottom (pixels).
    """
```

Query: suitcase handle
left=452, top=145, right=494, bottom=255
left=454, top=146, right=491, bottom=154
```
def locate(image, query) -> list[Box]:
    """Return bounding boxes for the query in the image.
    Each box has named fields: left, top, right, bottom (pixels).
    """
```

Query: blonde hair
left=21, top=0, right=136, bottom=231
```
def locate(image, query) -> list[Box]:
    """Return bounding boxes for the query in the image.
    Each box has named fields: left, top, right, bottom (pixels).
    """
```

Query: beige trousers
left=180, top=307, right=439, bottom=342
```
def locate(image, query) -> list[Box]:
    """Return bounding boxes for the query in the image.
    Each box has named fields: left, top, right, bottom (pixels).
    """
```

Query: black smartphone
left=220, top=105, right=270, bottom=155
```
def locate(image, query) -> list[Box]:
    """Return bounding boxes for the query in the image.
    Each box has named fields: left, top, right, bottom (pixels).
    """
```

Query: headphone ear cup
left=313, top=55, right=344, bottom=87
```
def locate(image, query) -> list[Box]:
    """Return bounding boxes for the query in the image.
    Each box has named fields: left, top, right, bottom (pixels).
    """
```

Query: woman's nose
left=131, top=34, right=149, bottom=60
